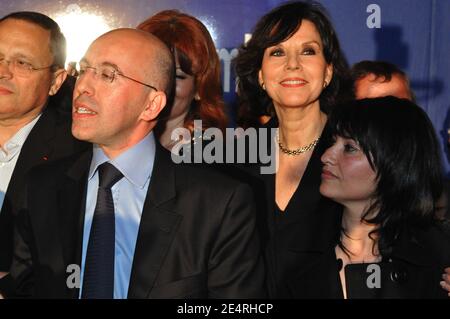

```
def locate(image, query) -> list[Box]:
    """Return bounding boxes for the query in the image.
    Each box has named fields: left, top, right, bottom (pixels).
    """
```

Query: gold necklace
left=276, top=128, right=320, bottom=156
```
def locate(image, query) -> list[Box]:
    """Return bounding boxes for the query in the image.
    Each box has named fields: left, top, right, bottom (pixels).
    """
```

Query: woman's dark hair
left=328, top=96, right=445, bottom=256
left=234, top=1, right=351, bottom=128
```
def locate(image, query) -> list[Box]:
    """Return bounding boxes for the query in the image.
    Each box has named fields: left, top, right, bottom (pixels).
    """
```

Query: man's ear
left=48, top=69, right=68, bottom=96
left=140, top=91, right=167, bottom=122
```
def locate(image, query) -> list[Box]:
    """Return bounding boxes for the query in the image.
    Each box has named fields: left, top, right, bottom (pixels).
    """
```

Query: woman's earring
left=194, top=93, right=201, bottom=101
left=261, top=82, right=266, bottom=90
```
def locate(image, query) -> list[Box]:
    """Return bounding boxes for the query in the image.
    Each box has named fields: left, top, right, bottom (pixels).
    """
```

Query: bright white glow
left=198, top=16, right=218, bottom=46
left=244, top=33, right=252, bottom=44
left=53, top=4, right=114, bottom=66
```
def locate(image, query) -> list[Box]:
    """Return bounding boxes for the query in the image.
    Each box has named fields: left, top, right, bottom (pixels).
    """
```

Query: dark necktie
left=81, top=162, right=123, bottom=299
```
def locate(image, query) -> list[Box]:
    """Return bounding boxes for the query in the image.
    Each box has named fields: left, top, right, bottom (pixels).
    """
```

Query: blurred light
left=244, top=33, right=252, bottom=44
left=53, top=4, right=115, bottom=67
left=198, top=16, right=218, bottom=45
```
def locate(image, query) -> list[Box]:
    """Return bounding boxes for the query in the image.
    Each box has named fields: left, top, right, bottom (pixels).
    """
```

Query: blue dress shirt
left=80, top=132, right=155, bottom=299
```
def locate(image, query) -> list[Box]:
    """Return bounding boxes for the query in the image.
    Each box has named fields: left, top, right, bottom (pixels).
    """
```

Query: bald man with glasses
left=7, top=28, right=265, bottom=299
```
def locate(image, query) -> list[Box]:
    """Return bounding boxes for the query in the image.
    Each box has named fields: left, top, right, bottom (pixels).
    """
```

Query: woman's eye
left=176, top=74, right=187, bottom=80
left=344, top=143, right=358, bottom=153
left=269, top=48, right=284, bottom=56
left=302, top=47, right=316, bottom=55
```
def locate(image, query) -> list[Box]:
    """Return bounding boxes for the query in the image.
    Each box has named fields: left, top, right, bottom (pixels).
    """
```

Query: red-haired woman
left=138, top=10, right=227, bottom=150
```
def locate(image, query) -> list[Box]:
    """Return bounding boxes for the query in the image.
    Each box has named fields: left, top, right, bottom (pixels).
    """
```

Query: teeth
left=282, top=80, right=306, bottom=85
left=76, top=107, right=96, bottom=114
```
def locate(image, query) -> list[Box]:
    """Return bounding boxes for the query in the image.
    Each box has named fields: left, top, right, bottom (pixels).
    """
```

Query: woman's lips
left=279, top=78, right=308, bottom=88
left=321, top=169, right=338, bottom=179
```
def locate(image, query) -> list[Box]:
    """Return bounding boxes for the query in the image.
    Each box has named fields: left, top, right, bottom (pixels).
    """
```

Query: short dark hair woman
left=287, top=96, right=450, bottom=298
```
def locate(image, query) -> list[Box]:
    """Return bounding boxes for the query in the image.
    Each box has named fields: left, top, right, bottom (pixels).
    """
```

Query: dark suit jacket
left=0, top=100, right=88, bottom=271
left=9, top=142, right=266, bottom=298
left=281, top=219, right=450, bottom=299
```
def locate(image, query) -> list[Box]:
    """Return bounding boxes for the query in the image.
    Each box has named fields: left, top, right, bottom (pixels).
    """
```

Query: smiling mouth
left=279, top=79, right=308, bottom=87
left=281, top=80, right=306, bottom=84
left=74, top=106, right=97, bottom=115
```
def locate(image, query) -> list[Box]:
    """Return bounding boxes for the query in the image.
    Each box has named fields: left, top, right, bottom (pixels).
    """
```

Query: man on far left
left=0, top=11, right=88, bottom=297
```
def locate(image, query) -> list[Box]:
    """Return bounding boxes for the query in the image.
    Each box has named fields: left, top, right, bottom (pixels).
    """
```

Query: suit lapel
left=0, top=108, right=60, bottom=269
left=127, top=143, right=182, bottom=299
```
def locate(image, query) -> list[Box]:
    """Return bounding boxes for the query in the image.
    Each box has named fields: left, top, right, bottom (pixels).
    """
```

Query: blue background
left=1, top=0, right=449, bottom=175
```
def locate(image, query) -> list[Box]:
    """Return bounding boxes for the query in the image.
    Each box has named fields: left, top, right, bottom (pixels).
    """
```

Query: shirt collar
left=0, top=113, right=42, bottom=158
left=88, top=132, right=156, bottom=188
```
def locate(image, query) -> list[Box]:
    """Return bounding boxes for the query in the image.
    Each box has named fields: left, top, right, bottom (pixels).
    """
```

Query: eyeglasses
left=76, top=64, right=158, bottom=91
left=0, top=58, right=54, bottom=76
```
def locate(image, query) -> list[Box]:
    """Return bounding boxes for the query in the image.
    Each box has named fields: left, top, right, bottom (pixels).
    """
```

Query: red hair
left=137, top=10, right=227, bottom=132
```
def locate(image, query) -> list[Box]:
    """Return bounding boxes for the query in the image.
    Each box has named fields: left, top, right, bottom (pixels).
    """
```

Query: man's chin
left=71, top=128, right=94, bottom=143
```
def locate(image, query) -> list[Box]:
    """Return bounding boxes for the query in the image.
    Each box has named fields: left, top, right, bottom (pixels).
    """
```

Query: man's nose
left=0, top=60, right=13, bottom=80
